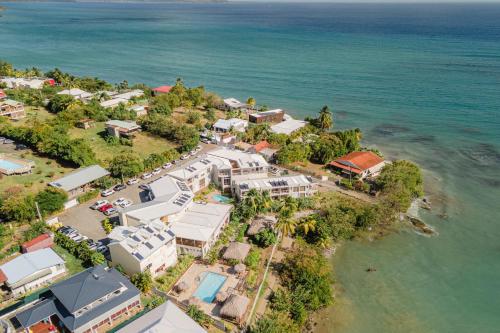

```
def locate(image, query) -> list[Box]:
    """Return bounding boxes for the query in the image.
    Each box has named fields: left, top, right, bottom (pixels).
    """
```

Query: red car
left=99, top=204, right=113, bottom=212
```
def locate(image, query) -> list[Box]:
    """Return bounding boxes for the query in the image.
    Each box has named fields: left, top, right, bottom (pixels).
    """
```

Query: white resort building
left=213, top=118, right=248, bottom=133
left=232, top=174, right=317, bottom=200
left=119, top=176, right=232, bottom=258
left=107, top=220, right=177, bottom=277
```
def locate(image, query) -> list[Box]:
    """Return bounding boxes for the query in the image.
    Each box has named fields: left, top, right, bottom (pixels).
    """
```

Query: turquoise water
left=1, top=2, right=500, bottom=332
left=213, top=194, right=231, bottom=203
left=0, top=159, right=23, bottom=172
left=193, top=272, right=227, bottom=303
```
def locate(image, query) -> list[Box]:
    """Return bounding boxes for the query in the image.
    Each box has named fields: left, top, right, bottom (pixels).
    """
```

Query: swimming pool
left=193, top=272, right=227, bottom=303
left=212, top=194, right=231, bottom=204
left=0, top=159, right=23, bottom=172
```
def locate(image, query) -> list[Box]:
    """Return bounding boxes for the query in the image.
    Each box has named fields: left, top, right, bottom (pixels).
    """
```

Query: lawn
left=0, top=144, right=74, bottom=193
left=52, top=245, right=85, bottom=275
left=68, top=122, right=177, bottom=162
left=15, top=106, right=55, bottom=126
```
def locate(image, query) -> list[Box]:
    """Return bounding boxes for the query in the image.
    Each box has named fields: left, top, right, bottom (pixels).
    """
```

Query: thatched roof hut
left=223, top=242, right=251, bottom=262
left=220, top=294, right=250, bottom=323
left=234, top=263, right=246, bottom=274
left=215, top=291, right=228, bottom=303
left=247, top=216, right=276, bottom=236
left=176, top=281, right=189, bottom=292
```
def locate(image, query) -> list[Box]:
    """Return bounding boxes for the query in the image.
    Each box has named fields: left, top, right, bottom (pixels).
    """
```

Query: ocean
left=1, top=2, right=500, bottom=332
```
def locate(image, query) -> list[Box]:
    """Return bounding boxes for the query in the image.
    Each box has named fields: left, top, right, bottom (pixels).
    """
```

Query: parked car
left=99, top=203, right=114, bottom=213
left=96, top=245, right=108, bottom=254
left=58, top=226, right=77, bottom=236
left=180, top=154, right=189, bottom=160
left=200, top=138, right=210, bottom=144
left=104, top=207, right=117, bottom=216
left=0, top=137, right=5, bottom=143
left=73, top=235, right=88, bottom=243
left=113, top=197, right=127, bottom=206
left=162, top=163, right=172, bottom=169
left=90, top=200, right=109, bottom=210
left=152, top=168, right=161, bottom=175
left=101, top=189, right=115, bottom=197
left=113, top=184, right=127, bottom=191
left=141, top=172, right=153, bottom=180
left=85, top=239, right=98, bottom=251
left=138, top=184, right=150, bottom=191
left=119, top=200, right=132, bottom=208
left=127, top=178, right=138, bottom=185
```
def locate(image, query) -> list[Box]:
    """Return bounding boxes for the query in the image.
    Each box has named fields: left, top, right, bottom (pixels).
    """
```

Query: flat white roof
left=49, top=165, right=110, bottom=192
left=57, top=88, right=92, bottom=99
left=105, top=120, right=140, bottom=131
left=170, top=202, right=232, bottom=242
left=223, top=98, right=247, bottom=109
left=235, top=174, right=314, bottom=191
left=270, top=116, right=307, bottom=135
left=208, top=148, right=269, bottom=169
left=213, top=118, right=248, bottom=131
left=167, top=156, right=228, bottom=181
left=109, top=221, right=175, bottom=263
left=100, top=98, right=128, bottom=108
left=0, top=248, right=64, bottom=285
left=113, top=89, right=144, bottom=100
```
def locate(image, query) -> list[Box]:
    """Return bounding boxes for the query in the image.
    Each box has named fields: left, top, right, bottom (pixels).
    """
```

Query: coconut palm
left=243, top=189, right=262, bottom=215
left=300, top=216, right=317, bottom=235
left=260, top=190, right=273, bottom=213
left=317, top=105, right=333, bottom=131
left=276, top=217, right=297, bottom=237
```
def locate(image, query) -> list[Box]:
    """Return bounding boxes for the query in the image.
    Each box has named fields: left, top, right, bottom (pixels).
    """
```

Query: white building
left=167, top=156, right=227, bottom=193
left=0, top=77, right=49, bottom=90
left=57, top=88, right=93, bottom=100
left=0, top=248, right=66, bottom=296
left=113, top=89, right=144, bottom=100
left=207, top=148, right=269, bottom=192
left=100, top=97, right=128, bottom=109
left=232, top=174, right=317, bottom=200
left=119, top=176, right=231, bottom=258
left=270, top=114, right=307, bottom=135
left=223, top=98, right=248, bottom=111
left=108, top=220, right=177, bottom=277
left=213, top=118, right=248, bottom=133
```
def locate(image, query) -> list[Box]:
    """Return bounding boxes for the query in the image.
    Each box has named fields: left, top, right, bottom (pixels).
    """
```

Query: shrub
left=252, top=228, right=277, bottom=248
left=101, top=218, right=113, bottom=234
left=245, top=248, right=261, bottom=270
left=77, top=189, right=100, bottom=203
left=131, top=271, right=153, bottom=293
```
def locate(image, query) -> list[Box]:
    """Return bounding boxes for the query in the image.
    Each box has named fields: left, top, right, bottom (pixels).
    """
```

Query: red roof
left=152, top=85, right=172, bottom=93
left=253, top=140, right=270, bottom=153
left=21, top=233, right=51, bottom=250
left=0, top=269, right=7, bottom=284
left=45, top=78, right=56, bottom=86
left=329, top=151, right=384, bottom=174
left=0, top=90, right=6, bottom=99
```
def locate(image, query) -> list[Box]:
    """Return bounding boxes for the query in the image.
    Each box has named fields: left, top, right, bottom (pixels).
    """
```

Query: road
left=56, top=143, right=217, bottom=242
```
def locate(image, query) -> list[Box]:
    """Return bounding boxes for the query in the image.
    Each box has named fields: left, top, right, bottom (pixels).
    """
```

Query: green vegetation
left=252, top=228, right=277, bottom=248
left=130, top=271, right=153, bottom=293
left=101, top=218, right=114, bottom=234
left=52, top=244, right=85, bottom=275
left=54, top=232, right=105, bottom=267
left=77, top=189, right=99, bottom=204
left=155, top=255, right=194, bottom=292
left=187, top=304, right=213, bottom=328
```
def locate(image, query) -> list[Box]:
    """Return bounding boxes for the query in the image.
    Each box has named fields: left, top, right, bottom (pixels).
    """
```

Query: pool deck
left=0, top=153, right=34, bottom=175
left=169, top=262, right=241, bottom=318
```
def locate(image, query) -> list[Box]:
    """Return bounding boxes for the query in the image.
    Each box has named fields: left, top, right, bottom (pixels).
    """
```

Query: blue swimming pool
left=193, top=272, right=227, bottom=303
left=0, top=159, right=23, bottom=171
left=212, top=194, right=231, bottom=204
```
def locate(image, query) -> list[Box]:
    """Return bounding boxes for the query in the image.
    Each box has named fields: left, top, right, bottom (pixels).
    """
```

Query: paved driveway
left=57, top=143, right=218, bottom=241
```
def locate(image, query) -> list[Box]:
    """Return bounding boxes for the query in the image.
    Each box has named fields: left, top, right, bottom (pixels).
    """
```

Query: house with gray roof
left=105, top=120, right=141, bottom=138
left=116, top=300, right=206, bottom=333
left=14, top=265, right=141, bottom=333
left=0, top=248, right=65, bottom=296
left=49, top=165, right=110, bottom=198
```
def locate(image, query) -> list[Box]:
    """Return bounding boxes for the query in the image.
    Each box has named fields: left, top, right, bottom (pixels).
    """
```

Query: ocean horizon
left=1, top=2, right=500, bottom=332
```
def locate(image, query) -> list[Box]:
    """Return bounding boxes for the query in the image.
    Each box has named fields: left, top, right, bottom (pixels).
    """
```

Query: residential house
left=152, top=85, right=172, bottom=95
left=0, top=77, right=54, bottom=89
left=14, top=265, right=141, bottom=333
left=100, top=97, right=128, bottom=109
left=115, top=300, right=206, bottom=333
left=76, top=118, right=95, bottom=129
left=21, top=233, right=54, bottom=253
left=270, top=114, right=307, bottom=135
left=248, top=109, right=284, bottom=124
left=207, top=148, right=269, bottom=192
left=57, top=88, right=93, bottom=101
left=113, top=89, right=144, bottom=100
left=107, top=220, right=177, bottom=277
left=0, top=248, right=65, bottom=296
left=120, top=176, right=232, bottom=258
left=232, top=174, right=317, bottom=200
left=49, top=165, right=110, bottom=199
left=223, top=98, right=248, bottom=111
left=213, top=118, right=248, bottom=133
left=128, top=104, right=148, bottom=117
left=167, top=156, right=227, bottom=193
left=0, top=99, right=25, bottom=119
left=329, top=151, right=386, bottom=179
left=105, top=120, right=141, bottom=138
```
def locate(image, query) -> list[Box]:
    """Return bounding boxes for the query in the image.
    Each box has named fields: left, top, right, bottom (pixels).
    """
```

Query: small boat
left=366, top=267, right=377, bottom=272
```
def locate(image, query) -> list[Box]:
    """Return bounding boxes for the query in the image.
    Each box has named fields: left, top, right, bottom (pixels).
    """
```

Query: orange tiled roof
left=329, top=151, right=384, bottom=174
left=21, top=233, right=51, bottom=250
left=253, top=140, right=270, bottom=153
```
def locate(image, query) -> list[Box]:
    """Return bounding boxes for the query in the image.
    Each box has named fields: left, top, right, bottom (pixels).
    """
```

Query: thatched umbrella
left=176, top=281, right=189, bottom=292
left=220, top=294, right=250, bottom=323
left=223, top=242, right=251, bottom=262
left=215, top=291, right=228, bottom=303
left=234, top=263, right=246, bottom=274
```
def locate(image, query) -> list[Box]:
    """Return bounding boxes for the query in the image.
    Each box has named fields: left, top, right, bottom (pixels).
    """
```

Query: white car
left=152, top=168, right=161, bottom=175
left=101, top=189, right=115, bottom=197
left=127, top=178, right=138, bottom=185
left=142, top=172, right=153, bottom=179
left=73, top=235, right=88, bottom=243
left=162, top=163, right=172, bottom=169
left=90, top=200, right=109, bottom=210
left=180, top=154, right=189, bottom=160
left=119, top=200, right=132, bottom=208
left=113, top=197, right=127, bottom=206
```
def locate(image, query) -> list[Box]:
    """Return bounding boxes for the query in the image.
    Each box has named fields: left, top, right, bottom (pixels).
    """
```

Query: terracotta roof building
left=329, top=151, right=386, bottom=179
left=152, top=85, right=172, bottom=95
left=21, top=233, right=54, bottom=253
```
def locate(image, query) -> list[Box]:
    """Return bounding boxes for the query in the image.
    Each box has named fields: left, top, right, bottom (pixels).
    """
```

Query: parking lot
left=56, top=143, right=217, bottom=242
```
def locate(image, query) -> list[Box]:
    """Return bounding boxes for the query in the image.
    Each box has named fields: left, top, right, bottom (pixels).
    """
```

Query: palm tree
left=246, top=97, right=256, bottom=109
left=260, top=190, right=273, bottom=213
left=243, top=189, right=262, bottom=215
left=300, top=216, right=317, bottom=235
left=318, top=105, right=333, bottom=132
left=276, top=217, right=297, bottom=237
